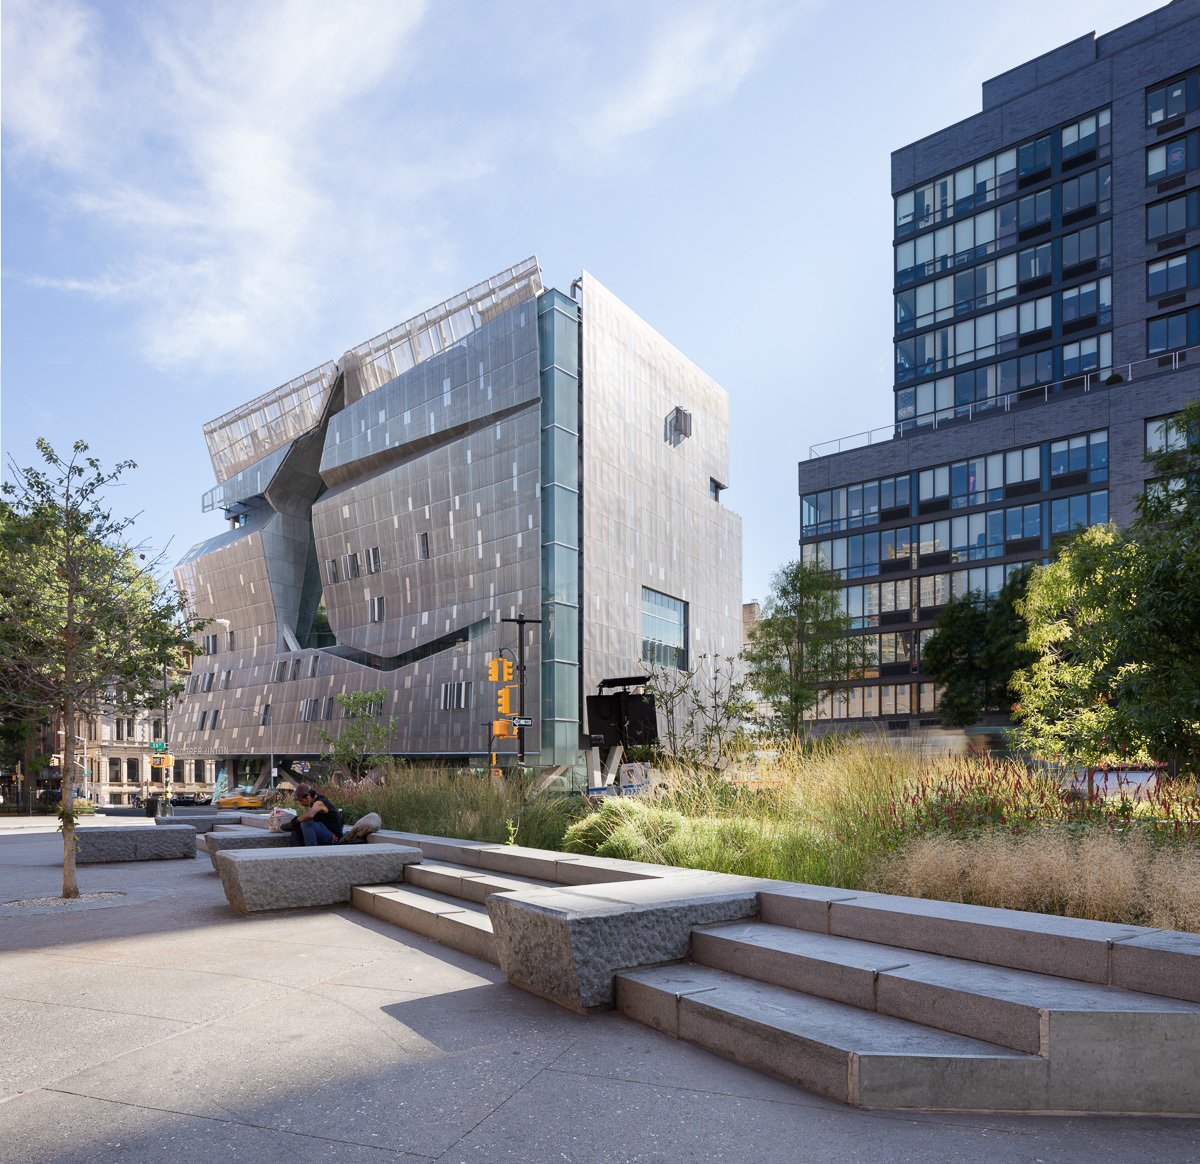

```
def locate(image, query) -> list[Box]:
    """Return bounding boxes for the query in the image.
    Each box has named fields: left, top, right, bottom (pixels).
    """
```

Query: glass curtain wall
left=538, top=290, right=582, bottom=766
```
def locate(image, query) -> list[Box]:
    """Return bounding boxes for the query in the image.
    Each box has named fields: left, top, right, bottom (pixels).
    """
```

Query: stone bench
left=76, top=825, right=198, bottom=863
left=215, top=845, right=422, bottom=914
left=154, top=814, right=229, bottom=834
left=202, top=830, right=293, bottom=869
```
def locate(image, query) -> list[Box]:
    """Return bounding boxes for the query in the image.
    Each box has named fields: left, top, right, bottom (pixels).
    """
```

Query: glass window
left=642, top=588, right=688, bottom=670
left=1018, top=243, right=1052, bottom=282
left=1146, top=415, right=1189, bottom=454
left=439, top=681, right=473, bottom=711
left=1147, top=77, right=1190, bottom=126
left=1018, top=189, right=1051, bottom=228
left=1061, top=277, right=1110, bottom=325
left=1062, top=221, right=1112, bottom=270
left=1148, top=309, right=1195, bottom=355
left=1062, top=334, right=1110, bottom=377
left=1062, top=166, right=1111, bottom=216
left=1147, top=135, right=1191, bottom=183
left=1148, top=192, right=1197, bottom=240
left=1148, top=253, right=1190, bottom=298
left=1018, top=135, right=1051, bottom=175
left=1060, top=109, right=1108, bottom=160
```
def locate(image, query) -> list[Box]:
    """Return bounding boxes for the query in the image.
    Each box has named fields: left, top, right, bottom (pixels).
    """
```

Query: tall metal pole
left=500, top=613, right=541, bottom=766
left=163, top=660, right=170, bottom=789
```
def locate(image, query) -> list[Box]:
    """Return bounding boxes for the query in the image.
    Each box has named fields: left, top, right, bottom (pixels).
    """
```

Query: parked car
left=170, top=794, right=200, bottom=806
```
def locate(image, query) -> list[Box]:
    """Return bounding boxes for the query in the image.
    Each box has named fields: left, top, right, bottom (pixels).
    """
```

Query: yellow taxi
left=216, top=787, right=265, bottom=809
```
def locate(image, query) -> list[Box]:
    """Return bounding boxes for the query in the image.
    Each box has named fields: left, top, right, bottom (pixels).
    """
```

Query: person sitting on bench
left=290, top=783, right=344, bottom=846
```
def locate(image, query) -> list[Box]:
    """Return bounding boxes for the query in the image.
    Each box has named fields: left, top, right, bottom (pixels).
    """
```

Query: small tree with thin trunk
left=646, top=653, right=753, bottom=768
left=317, top=689, right=395, bottom=781
left=743, top=560, right=866, bottom=741
left=0, top=440, right=201, bottom=898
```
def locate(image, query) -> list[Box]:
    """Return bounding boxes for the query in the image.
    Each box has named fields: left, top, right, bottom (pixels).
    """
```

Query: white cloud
left=2, top=0, right=793, bottom=377
left=3, top=0, right=437, bottom=372
left=578, top=3, right=791, bottom=153
left=1, top=0, right=101, bottom=166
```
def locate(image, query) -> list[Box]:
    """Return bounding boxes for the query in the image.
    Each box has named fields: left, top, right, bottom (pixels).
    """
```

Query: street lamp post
left=500, top=613, right=541, bottom=766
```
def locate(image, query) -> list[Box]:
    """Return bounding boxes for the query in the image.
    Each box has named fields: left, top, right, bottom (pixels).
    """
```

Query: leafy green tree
left=1113, top=401, right=1200, bottom=774
left=1013, top=401, right=1200, bottom=776
left=744, top=560, right=867, bottom=741
left=1010, top=525, right=1143, bottom=769
left=0, top=440, right=200, bottom=897
left=922, top=566, right=1032, bottom=727
left=317, top=689, right=395, bottom=780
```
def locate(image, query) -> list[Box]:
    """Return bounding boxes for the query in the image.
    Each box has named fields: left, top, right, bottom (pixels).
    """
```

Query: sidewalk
left=1, top=820, right=1197, bottom=1163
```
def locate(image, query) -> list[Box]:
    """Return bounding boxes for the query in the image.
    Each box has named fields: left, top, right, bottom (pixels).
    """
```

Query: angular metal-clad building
left=172, top=259, right=741, bottom=785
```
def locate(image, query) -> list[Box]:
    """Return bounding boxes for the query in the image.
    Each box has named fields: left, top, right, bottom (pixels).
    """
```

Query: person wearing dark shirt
left=291, top=783, right=344, bottom=846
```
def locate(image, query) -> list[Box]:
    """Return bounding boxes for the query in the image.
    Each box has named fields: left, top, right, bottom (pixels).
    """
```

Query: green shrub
left=335, top=764, right=585, bottom=849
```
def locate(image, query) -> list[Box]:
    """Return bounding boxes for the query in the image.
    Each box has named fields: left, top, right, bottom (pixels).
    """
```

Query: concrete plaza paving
left=1, top=815, right=1197, bottom=1164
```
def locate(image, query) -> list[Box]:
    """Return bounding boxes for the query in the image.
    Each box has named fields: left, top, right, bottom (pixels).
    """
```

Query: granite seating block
left=76, top=825, right=197, bottom=863
left=215, top=845, right=422, bottom=913
left=204, top=830, right=293, bottom=869
left=486, top=875, right=768, bottom=1012
left=154, top=814, right=226, bottom=834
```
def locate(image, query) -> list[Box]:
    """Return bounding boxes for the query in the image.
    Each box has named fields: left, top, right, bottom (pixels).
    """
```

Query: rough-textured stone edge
left=487, top=883, right=759, bottom=1012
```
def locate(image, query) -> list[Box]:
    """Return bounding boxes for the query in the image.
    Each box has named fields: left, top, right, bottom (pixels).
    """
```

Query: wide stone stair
left=615, top=886, right=1200, bottom=1113
left=233, top=826, right=1200, bottom=1114
left=352, top=858, right=559, bottom=965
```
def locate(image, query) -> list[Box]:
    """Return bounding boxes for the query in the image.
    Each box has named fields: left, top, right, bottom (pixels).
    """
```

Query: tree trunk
left=60, top=709, right=79, bottom=898
left=61, top=662, right=79, bottom=898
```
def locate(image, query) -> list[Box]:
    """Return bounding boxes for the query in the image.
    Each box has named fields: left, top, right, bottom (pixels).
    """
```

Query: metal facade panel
left=174, top=262, right=742, bottom=771
left=579, top=272, right=743, bottom=700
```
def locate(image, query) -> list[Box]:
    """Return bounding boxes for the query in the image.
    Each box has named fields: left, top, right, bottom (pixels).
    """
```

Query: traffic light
left=496, top=686, right=516, bottom=716
left=492, top=719, right=516, bottom=738
left=487, top=658, right=514, bottom=683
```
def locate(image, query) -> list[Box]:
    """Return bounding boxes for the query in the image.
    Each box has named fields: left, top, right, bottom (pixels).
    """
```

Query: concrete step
left=403, top=859, right=557, bottom=904
left=615, top=962, right=1047, bottom=1110
left=758, top=885, right=1200, bottom=1003
left=352, top=882, right=498, bottom=964
left=691, top=922, right=1200, bottom=1055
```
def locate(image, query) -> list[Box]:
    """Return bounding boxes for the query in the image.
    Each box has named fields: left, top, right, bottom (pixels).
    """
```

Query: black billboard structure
left=585, top=676, right=658, bottom=749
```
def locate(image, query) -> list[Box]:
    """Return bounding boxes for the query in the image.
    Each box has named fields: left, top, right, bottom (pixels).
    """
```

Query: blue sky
left=1, top=0, right=1163, bottom=604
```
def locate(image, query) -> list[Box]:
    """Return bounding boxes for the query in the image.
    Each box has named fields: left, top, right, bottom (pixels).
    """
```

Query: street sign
left=512, top=716, right=533, bottom=727
left=150, top=741, right=167, bottom=752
